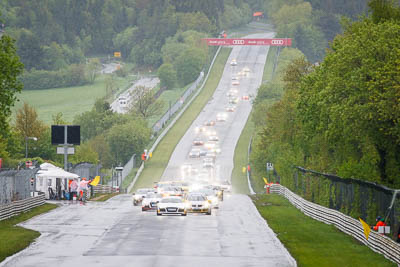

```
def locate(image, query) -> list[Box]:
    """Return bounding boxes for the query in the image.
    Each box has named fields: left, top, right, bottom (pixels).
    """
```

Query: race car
left=230, top=59, right=237, bottom=66
left=216, top=112, right=227, bottom=122
left=133, top=188, right=155, bottom=206
left=193, top=139, right=204, bottom=146
left=232, top=80, right=240, bottom=86
left=208, top=135, right=219, bottom=142
left=141, top=192, right=163, bottom=211
left=189, top=148, right=201, bottom=158
left=204, top=120, right=216, bottom=126
left=159, top=186, right=184, bottom=197
left=225, top=105, right=236, bottom=112
left=191, top=188, right=219, bottom=208
left=227, top=88, right=238, bottom=97
left=185, top=193, right=211, bottom=215
left=157, top=196, right=187, bottom=216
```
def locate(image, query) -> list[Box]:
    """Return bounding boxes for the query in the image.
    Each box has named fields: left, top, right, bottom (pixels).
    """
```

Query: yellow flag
left=263, top=177, right=268, bottom=184
left=90, top=176, right=100, bottom=186
left=359, top=218, right=371, bottom=240
left=242, top=167, right=246, bottom=173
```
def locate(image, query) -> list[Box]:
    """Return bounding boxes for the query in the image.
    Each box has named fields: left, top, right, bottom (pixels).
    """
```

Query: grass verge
left=0, top=203, right=58, bottom=263
left=90, top=193, right=120, bottom=202
left=231, top=116, right=254, bottom=194
left=132, top=47, right=232, bottom=191
left=252, top=194, right=396, bottom=267
left=262, top=46, right=278, bottom=82
left=13, top=75, right=132, bottom=124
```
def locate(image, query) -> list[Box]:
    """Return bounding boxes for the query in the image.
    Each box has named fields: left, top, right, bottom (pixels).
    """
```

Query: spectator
left=79, top=178, right=91, bottom=202
left=373, top=216, right=387, bottom=231
left=70, top=179, right=78, bottom=200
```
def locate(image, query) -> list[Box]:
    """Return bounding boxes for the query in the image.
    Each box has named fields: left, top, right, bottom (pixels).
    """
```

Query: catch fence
left=152, top=72, right=204, bottom=134
left=275, top=167, right=400, bottom=242
left=0, top=169, right=37, bottom=204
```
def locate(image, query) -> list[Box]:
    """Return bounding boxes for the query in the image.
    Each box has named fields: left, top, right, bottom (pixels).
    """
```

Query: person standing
left=70, top=179, right=78, bottom=200
left=79, top=178, right=91, bottom=202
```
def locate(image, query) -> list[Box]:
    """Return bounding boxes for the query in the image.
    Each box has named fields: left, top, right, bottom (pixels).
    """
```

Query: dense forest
left=0, top=0, right=368, bottom=90
left=251, top=0, right=400, bottom=188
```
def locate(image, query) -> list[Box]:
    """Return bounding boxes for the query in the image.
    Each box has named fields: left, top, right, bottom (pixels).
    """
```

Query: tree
left=86, top=58, right=101, bottom=84
left=52, top=112, right=68, bottom=125
left=176, top=47, right=205, bottom=85
left=106, top=119, right=151, bottom=165
left=297, top=19, right=400, bottom=185
left=158, top=63, right=176, bottom=89
left=15, top=103, right=46, bottom=141
left=130, top=86, right=164, bottom=118
left=70, top=142, right=99, bottom=165
left=0, top=34, right=24, bottom=137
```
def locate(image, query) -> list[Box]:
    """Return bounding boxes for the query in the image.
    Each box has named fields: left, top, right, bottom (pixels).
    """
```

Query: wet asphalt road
left=2, top=33, right=295, bottom=267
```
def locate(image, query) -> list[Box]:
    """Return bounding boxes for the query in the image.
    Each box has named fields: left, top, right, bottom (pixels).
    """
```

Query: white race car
left=133, top=188, right=155, bottom=206
left=157, top=197, right=187, bottom=216
left=142, top=192, right=163, bottom=211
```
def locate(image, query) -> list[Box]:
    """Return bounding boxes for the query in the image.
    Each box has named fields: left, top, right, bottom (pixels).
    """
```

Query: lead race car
left=157, top=196, right=187, bottom=216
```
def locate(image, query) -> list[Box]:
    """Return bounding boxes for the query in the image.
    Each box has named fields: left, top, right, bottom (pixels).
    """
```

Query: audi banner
left=202, top=38, right=292, bottom=46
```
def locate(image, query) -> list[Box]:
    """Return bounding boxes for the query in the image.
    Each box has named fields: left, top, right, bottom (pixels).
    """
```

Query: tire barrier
left=270, top=184, right=400, bottom=264
left=0, top=194, right=45, bottom=221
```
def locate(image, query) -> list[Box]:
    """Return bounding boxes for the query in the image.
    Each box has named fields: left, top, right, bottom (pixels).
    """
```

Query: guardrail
left=270, top=184, right=400, bottom=264
left=0, top=195, right=45, bottom=221
left=93, top=185, right=119, bottom=194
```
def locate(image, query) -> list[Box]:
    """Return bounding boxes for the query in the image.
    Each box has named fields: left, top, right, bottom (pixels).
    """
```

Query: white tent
left=36, top=163, right=80, bottom=199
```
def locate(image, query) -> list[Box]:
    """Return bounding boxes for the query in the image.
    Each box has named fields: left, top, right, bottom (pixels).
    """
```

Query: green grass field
left=231, top=116, right=253, bottom=194
left=131, top=48, right=232, bottom=192
left=90, top=193, right=120, bottom=202
left=0, top=203, right=58, bottom=263
left=13, top=75, right=132, bottom=124
left=252, top=194, right=396, bottom=267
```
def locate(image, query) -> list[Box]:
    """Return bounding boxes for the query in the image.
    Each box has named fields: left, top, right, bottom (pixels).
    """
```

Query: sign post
left=202, top=38, right=292, bottom=46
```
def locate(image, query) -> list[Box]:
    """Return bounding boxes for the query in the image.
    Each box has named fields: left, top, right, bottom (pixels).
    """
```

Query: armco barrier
left=0, top=195, right=45, bottom=221
left=270, top=184, right=400, bottom=264
left=93, top=185, right=119, bottom=194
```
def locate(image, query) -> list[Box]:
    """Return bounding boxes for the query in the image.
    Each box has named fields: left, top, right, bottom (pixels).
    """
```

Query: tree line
left=251, top=0, right=400, bottom=190
left=0, top=0, right=252, bottom=90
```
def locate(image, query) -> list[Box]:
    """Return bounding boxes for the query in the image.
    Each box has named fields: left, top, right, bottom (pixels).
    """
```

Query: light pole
left=25, top=137, right=37, bottom=158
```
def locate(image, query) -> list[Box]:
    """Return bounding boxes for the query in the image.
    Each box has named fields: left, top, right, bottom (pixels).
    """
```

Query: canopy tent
left=253, top=12, right=263, bottom=17
left=37, top=163, right=80, bottom=179
left=35, top=163, right=80, bottom=199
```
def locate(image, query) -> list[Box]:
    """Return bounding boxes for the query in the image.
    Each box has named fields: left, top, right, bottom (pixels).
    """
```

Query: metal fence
left=271, top=184, right=400, bottom=264
left=277, top=167, right=400, bottom=242
left=152, top=72, right=204, bottom=133
left=0, top=169, right=37, bottom=204
left=71, top=163, right=102, bottom=181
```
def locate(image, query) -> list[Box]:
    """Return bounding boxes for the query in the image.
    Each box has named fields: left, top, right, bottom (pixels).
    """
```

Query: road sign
left=114, top=52, right=121, bottom=58
left=266, top=162, right=273, bottom=171
left=202, top=38, right=292, bottom=46
left=57, top=147, right=75, bottom=154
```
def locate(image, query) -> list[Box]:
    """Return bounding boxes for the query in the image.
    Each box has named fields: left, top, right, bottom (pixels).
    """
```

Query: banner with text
left=202, top=38, right=292, bottom=46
